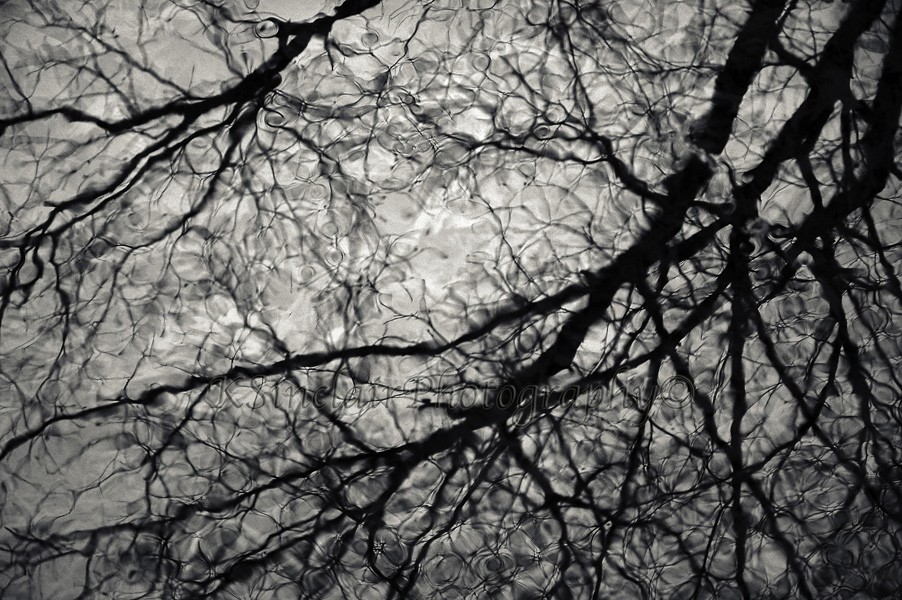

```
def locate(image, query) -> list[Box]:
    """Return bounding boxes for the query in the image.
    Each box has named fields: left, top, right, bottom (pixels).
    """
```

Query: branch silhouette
left=1, top=0, right=900, bottom=598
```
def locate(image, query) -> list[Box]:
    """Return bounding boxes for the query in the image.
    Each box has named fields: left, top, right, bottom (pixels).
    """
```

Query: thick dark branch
left=693, top=0, right=790, bottom=154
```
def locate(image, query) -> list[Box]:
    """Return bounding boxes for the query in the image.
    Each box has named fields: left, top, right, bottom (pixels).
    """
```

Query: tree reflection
left=1, top=0, right=900, bottom=598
